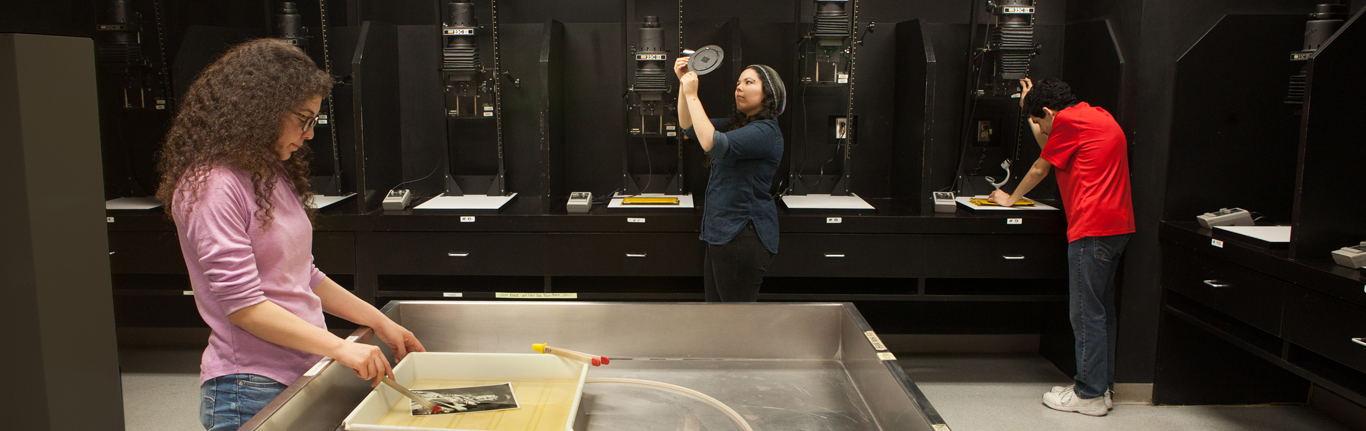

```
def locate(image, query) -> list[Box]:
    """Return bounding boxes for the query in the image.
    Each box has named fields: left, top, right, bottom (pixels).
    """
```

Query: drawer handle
left=626, top=253, right=647, bottom=258
left=109, top=251, right=115, bottom=255
left=1202, top=279, right=1231, bottom=288
left=448, top=253, right=470, bottom=257
left=825, top=254, right=845, bottom=258
left=1003, top=255, right=1025, bottom=260
left=1353, top=338, right=1366, bottom=348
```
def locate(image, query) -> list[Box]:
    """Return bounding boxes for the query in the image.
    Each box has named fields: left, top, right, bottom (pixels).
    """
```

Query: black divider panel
left=501, top=23, right=555, bottom=200
left=892, top=19, right=933, bottom=212
left=323, top=26, right=363, bottom=205
left=1293, top=9, right=1366, bottom=260
left=353, top=21, right=403, bottom=211
left=538, top=20, right=567, bottom=212
left=1162, top=14, right=1303, bottom=224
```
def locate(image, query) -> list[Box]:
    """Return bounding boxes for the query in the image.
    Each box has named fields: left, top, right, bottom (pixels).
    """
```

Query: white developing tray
left=343, top=352, right=588, bottom=431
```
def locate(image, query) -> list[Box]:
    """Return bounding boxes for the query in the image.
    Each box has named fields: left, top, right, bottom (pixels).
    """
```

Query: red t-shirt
left=1039, top=102, right=1135, bottom=242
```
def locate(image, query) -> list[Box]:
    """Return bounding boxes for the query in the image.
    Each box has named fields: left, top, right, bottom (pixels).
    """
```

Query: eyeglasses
left=293, top=111, right=319, bottom=134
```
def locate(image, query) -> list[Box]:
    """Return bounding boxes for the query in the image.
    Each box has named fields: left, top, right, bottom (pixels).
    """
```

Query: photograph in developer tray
left=410, top=382, right=520, bottom=416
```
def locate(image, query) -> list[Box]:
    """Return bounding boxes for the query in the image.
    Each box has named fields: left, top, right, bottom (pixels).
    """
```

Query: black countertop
left=106, top=196, right=1068, bottom=235
left=1161, top=221, right=1366, bottom=306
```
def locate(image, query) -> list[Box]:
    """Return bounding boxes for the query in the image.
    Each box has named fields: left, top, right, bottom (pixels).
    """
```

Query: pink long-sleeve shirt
left=173, top=164, right=326, bottom=386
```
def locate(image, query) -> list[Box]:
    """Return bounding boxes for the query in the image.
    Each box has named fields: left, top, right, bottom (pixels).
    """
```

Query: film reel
left=682, top=45, right=724, bottom=75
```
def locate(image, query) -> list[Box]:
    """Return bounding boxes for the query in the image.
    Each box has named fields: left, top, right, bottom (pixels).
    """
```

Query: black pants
left=703, top=223, right=775, bottom=302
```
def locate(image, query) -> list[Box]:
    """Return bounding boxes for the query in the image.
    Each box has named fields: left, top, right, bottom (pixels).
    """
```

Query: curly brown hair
left=156, top=38, right=332, bottom=227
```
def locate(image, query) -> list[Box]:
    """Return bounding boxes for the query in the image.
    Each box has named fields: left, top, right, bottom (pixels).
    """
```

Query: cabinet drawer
left=110, top=231, right=357, bottom=275
left=922, top=235, right=1067, bottom=278
left=767, top=234, right=922, bottom=277
left=1285, top=287, right=1366, bottom=373
left=108, top=231, right=187, bottom=274
left=1162, top=244, right=1286, bottom=336
left=313, top=232, right=355, bottom=274
left=366, top=233, right=545, bottom=275
left=546, top=233, right=703, bottom=277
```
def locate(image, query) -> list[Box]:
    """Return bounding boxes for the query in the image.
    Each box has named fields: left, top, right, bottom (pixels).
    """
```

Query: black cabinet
left=1155, top=222, right=1366, bottom=407
left=922, top=235, right=1067, bottom=279
left=313, top=232, right=356, bottom=274
left=108, top=231, right=185, bottom=274
left=367, top=233, right=546, bottom=276
left=767, top=234, right=923, bottom=278
left=1284, top=288, right=1366, bottom=375
left=546, top=233, right=703, bottom=277
left=1161, top=243, right=1287, bottom=336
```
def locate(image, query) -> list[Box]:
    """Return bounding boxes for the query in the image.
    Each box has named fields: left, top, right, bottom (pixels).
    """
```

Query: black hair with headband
left=722, top=64, right=786, bottom=133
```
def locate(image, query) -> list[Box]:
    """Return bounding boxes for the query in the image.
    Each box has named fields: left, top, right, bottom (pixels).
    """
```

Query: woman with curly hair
left=156, top=39, right=424, bottom=430
left=675, top=57, right=787, bottom=302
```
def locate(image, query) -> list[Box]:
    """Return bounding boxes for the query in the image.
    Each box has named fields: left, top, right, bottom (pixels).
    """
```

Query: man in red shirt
left=991, top=78, right=1135, bottom=417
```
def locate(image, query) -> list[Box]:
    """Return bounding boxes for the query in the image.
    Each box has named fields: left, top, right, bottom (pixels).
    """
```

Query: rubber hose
left=585, top=377, right=755, bottom=431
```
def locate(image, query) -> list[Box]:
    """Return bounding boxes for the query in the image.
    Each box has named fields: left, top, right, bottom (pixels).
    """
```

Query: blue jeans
left=200, top=374, right=287, bottom=431
left=1067, top=234, right=1130, bottom=399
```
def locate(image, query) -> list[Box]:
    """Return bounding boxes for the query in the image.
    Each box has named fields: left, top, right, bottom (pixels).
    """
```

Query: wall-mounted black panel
left=396, top=24, right=448, bottom=199
left=353, top=0, right=439, bottom=26
left=562, top=22, right=627, bottom=197
left=1061, top=20, right=1123, bottom=116
left=171, top=25, right=264, bottom=105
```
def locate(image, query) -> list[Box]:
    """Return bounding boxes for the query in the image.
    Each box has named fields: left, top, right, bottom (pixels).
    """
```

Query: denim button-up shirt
left=684, top=118, right=783, bottom=254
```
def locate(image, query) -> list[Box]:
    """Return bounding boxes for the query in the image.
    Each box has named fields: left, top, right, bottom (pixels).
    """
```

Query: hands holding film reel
left=674, top=45, right=724, bottom=97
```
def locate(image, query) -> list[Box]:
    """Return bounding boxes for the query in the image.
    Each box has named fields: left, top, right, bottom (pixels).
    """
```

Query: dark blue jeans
left=200, top=374, right=287, bottom=431
left=1067, top=234, right=1130, bottom=399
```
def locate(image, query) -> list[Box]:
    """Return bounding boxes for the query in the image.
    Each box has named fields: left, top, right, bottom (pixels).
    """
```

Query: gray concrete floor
left=899, top=353, right=1352, bottom=431
left=119, top=346, right=202, bottom=431
left=120, top=346, right=1352, bottom=431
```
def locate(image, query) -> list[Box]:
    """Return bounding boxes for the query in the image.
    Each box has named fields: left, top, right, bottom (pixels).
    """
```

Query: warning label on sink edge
left=495, top=292, right=578, bottom=299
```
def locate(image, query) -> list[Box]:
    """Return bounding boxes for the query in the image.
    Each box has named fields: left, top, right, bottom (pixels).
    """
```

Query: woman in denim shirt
left=676, top=57, right=787, bottom=302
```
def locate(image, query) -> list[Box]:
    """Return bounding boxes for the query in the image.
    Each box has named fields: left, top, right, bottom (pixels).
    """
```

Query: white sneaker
left=1051, top=385, right=1112, bottom=410
left=1043, top=385, right=1108, bottom=416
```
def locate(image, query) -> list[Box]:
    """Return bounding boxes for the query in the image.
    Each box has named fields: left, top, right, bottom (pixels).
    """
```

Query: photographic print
left=410, top=383, right=520, bottom=416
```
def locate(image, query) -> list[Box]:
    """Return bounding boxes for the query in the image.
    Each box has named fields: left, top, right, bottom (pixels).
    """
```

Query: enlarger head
left=441, top=0, right=482, bottom=82
left=800, top=0, right=853, bottom=84
left=97, top=0, right=140, bottom=47
left=1288, top=2, right=1348, bottom=105
left=681, top=45, right=724, bottom=76
left=274, top=2, right=308, bottom=49
left=446, top=1, right=477, bottom=32
left=627, top=16, right=681, bottom=137
left=987, top=0, right=1036, bottom=84
left=811, top=0, right=852, bottom=48
left=632, top=16, right=669, bottom=93
left=1301, top=3, right=1348, bottom=53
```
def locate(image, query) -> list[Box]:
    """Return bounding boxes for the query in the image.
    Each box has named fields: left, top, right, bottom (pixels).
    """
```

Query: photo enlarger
left=414, top=0, right=518, bottom=211
left=278, top=1, right=358, bottom=210
left=949, top=0, right=1047, bottom=209
left=614, top=3, right=692, bottom=211
left=98, top=0, right=172, bottom=211
left=780, top=0, right=874, bottom=213
left=166, top=1, right=361, bottom=211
